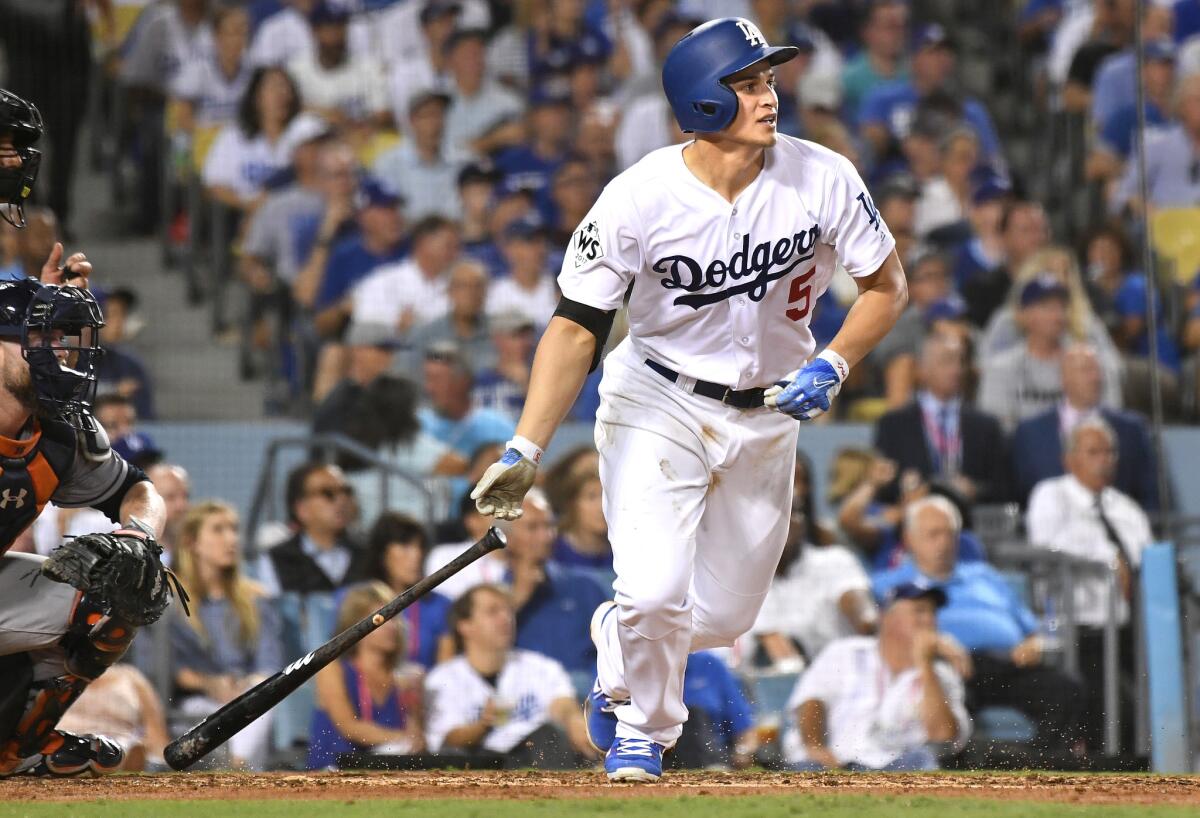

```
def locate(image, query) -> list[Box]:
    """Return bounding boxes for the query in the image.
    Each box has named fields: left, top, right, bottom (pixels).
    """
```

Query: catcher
left=0, top=88, right=183, bottom=777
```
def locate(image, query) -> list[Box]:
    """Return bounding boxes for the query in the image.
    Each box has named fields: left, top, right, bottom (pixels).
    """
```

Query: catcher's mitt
left=41, top=524, right=189, bottom=626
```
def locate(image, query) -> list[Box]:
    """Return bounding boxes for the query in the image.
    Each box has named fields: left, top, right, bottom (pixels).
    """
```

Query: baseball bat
left=163, top=527, right=507, bottom=770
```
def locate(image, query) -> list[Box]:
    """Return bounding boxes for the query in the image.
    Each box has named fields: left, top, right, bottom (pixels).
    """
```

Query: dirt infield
left=2, top=771, right=1198, bottom=805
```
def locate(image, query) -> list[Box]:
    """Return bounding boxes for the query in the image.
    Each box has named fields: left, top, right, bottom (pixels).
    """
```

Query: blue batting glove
left=763, top=352, right=848, bottom=421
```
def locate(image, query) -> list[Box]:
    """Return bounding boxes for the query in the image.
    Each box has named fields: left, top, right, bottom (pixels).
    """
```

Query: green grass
left=1, top=796, right=1196, bottom=818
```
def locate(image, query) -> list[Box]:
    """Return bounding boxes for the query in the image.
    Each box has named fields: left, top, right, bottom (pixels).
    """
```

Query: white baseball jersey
left=423, top=650, right=574, bottom=753
left=558, top=135, right=895, bottom=389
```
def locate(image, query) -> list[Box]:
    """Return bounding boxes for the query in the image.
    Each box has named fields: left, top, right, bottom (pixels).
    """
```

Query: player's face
left=193, top=509, right=241, bottom=570
left=0, top=133, right=20, bottom=171
left=723, top=62, right=779, bottom=148
left=0, top=339, right=37, bottom=413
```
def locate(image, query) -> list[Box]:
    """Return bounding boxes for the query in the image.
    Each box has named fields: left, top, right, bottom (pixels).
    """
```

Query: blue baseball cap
left=529, top=84, right=572, bottom=108
left=113, top=431, right=164, bottom=467
left=971, top=171, right=1013, bottom=206
left=1145, top=39, right=1176, bottom=63
left=310, top=0, right=349, bottom=26
left=912, top=23, right=954, bottom=52
left=358, top=176, right=403, bottom=209
left=883, top=580, right=948, bottom=609
left=503, top=215, right=547, bottom=241
left=1020, top=275, right=1069, bottom=307
left=925, top=295, right=967, bottom=323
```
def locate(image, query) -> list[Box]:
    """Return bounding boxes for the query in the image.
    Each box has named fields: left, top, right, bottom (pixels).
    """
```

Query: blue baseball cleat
left=605, top=737, right=665, bottom=782
left=583, top=678, right=627, bottom=753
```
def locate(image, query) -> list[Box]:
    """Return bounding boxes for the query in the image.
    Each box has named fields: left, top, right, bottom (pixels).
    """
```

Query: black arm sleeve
left=552, top=297, right=616, bottom=373
left=92, top=465, right=150, bottom=524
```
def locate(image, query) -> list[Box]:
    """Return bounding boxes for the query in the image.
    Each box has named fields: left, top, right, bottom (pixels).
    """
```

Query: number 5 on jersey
left=786, top=268, right=816, bottom=322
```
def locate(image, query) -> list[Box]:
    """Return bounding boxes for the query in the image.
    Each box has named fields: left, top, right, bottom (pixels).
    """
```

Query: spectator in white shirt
left=752, top=456, right=878, bottom=666
left=423, top=583, right=595, bottom=766
left=347, top=215, right=461, bottom=348
left=287, top=2, right=390, bottom=131
left=783, top=582, right=971, bottom=771
left=249, top=0, right=317, bottom=68
left=386, top=0, right=462, bottom=126
left=441, top=28, right=526, bottom=159
left=1025, top=416, right=1149, bottom=751
left=486, top=216, right=557, bottom=329
left=170, top=6, right=252, bottom=131
left=373, top=91, right=464, bottom=220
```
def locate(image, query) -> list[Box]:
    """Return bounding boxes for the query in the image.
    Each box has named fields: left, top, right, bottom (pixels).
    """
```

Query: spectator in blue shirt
left=873, top=496, right=1084, bottom=752
left=1090, top=40, right=1176, bottom=183
left=548, top=462, right=613, bottom=590
left=495, top=87, right=573, bottom=216
left=507, top=490, right=608, bottom=678
left=362, top=512, right=452, bottom=669
left=471, top=311, right=535, bottom=423
left=419, top=342, right=515, bottom=459
left=671, top=651, right=757, bottom=770
left=858, top=24, right=1003, bottom=170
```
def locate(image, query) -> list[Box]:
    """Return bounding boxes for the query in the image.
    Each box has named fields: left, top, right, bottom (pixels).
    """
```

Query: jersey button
left=732, top=207, right=738, bottom=215
left=740, top=336, right=750, bottom=344
left=733, top=232, right=741, bottom=240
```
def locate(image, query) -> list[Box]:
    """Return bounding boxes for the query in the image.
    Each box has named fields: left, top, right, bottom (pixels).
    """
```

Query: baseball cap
left=309, top=0, right=350, bottom=26
left=924, top=295, right=967, bottom=323
left=971, top=171, right=1013, bottom=206
left=458, top=160, right=501, bottom=188
left=408, top=89, right=452, bottom=117
left=882, top=580, right=948, bottom=609
left=113, top=431, right=164, bottom=468
left=529, top=84, right=572, bottom=109
left=912, top=23, right=955, bottom=53
left=1145, top=39, right=1176, bottom=63
left=502, top=215, right=547, bottom=241
left=490, top=310, right=536, bottom=334
left=1019, top=275, right=1069, bottom=307
left=358, top=176, right=404, bottom=209
left=877, top=172, right=920, bottom=201
left=419, top=0, right=461, bottom=25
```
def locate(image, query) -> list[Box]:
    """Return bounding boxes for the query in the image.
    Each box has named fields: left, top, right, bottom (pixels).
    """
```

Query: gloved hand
left=764, top=350, right=849, bottom=421
left=470, top=436, right=543, bottom=520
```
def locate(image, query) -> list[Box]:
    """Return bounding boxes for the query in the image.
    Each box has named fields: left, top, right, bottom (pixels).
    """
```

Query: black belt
left=644, top=359, right=765, bottom=409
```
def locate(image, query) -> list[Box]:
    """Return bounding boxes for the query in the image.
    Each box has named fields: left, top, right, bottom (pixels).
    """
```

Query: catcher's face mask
left=0, top=89, right=44, bottom=229
left=21, top=284, right=105, bottom=425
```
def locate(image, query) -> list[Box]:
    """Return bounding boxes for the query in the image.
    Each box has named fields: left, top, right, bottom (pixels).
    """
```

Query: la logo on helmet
left=735, top=20, right=766, bottom=47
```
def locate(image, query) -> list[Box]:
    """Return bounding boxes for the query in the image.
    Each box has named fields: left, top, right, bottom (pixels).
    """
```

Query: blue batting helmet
left=661, top=18, right=799, bottom=134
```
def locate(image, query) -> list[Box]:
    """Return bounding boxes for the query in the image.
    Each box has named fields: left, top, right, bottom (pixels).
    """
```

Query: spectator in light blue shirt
left=1090, top=40, right=1176, bottom=185
left=1111, top=72, right=1200, bottom=214
left=419, top=342, right=515, bottom=459
left=873, top=496, right=1084, bottom=752
left=373, top=90, right=465, bottom=221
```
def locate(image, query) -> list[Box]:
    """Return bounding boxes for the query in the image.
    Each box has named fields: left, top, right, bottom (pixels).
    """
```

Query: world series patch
left=572, top=220, right=605, bottom=268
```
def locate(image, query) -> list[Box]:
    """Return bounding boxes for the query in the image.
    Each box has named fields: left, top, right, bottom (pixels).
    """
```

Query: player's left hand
left=764, top=353, right=847, bottom=421
left=471, top=437, right=542, bottom=520
left=39, top=242, right=92, bottom=287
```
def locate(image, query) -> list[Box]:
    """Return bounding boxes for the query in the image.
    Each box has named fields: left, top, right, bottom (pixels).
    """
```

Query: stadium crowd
left=2, top=0, right=1195, bottom=774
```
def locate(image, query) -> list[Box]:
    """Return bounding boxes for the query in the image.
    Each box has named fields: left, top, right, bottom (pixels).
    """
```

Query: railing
left=244, top=433, right=447, bottom=560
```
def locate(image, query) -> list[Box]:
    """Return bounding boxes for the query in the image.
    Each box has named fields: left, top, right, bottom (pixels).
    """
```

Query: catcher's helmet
left=0, top=89, right=43, bottom=228
left=0, top=278, right=104, bottom=423
left=662, top=18, right=799, bottom=134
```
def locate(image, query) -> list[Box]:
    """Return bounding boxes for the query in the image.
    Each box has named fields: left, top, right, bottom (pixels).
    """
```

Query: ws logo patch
left=572, top=220, right=605, bottom=268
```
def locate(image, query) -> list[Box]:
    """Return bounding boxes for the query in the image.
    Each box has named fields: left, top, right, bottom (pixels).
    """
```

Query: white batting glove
left=470, top=436, right=543, bottom=520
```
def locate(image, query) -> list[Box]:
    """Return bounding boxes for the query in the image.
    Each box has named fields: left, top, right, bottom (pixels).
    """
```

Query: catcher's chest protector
left=0, top=420, right=73, bottom=552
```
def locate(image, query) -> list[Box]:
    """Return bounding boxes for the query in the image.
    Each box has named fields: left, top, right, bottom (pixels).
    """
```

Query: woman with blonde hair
left=978, top=246, right=1120, bottom=362
left=308, top=581, right=424, bottom=769
left=169, top=501, right=284, bottom=769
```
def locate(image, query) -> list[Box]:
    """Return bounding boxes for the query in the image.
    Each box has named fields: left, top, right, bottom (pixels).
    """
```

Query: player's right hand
left=470, top=439, right=541, bottom=520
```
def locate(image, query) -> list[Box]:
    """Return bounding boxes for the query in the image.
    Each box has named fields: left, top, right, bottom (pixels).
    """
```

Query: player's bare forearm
left=826, top=249, right=908, bottom=368
left=118, top=481, right=167, bottom=537
left=513, top=316, right=596, bottom=449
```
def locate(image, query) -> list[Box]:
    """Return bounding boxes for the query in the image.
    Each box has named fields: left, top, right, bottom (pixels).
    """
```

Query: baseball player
left=471, top=18, right=907, bottom=782
left=0, top=88, right=182, bottom=777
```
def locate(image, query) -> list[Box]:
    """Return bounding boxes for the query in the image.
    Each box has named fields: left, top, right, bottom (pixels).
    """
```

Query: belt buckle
left=721, top=387, right=734, bottom=406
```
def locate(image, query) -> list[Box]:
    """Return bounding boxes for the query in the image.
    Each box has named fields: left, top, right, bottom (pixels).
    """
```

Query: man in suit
left=1011, top=343, right=1158, bottom=510
left=874, top=332, right=1010, bottom=504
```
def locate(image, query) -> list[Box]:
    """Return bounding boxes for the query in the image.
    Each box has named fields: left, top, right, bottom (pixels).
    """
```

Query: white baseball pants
left=592, top=341, right=798, bottom=746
